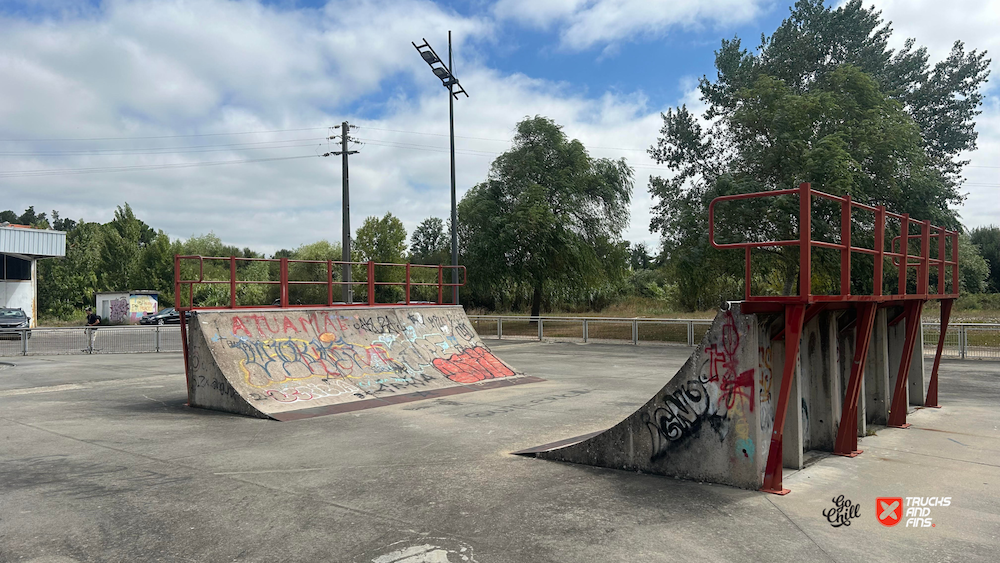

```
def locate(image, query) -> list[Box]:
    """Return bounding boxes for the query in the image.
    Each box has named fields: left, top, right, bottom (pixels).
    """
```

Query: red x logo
left=877, top=497, right=903, bottom=527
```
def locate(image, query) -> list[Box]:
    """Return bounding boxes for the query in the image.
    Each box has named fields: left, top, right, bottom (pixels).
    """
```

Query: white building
left=0, top=224, right=67, bottom=327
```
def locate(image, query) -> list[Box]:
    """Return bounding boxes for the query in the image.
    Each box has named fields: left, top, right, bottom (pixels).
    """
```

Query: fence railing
left=174, top=255, right=466, bottom=311
left=470, top=316, right=1000, bottom=360
left=467, top=315, right=717, bottom=347
left=2, top=320, right=998, bottom=360
left=0, top=325, right=182, bottom=357
left=923, top=322, right=1000, bottom=360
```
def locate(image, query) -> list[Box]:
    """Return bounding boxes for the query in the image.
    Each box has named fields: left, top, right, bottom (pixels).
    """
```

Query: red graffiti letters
left=432, top=346, right=514, bottom=383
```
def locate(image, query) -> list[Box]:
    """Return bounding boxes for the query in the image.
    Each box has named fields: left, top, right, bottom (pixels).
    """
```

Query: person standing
left=85, top=307, right=101, bottom=327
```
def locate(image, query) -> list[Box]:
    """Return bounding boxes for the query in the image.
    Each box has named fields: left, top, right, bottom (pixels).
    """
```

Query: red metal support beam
left=437, top=265, right=444, bottom=305
left=367, top=261, right=375, bottom=307
left=888, top=300, right=924, bottom=427
left=898, top=214, right=909, bottom=297
left=761, top=303, right=806, bottom=495
left=834, top=303, right=878, bottom=456
left=179, top=309, right=191, bottom=405
left=799, top=182, right=812, bottom=301
left=875, top=206, right=885, bottom=297
left=920, top=220, right=931, bottom=297
left=405, top=263, right=411, bottom=305
left=279, top=257, right=289, bottom=307
left=841, top=194, right=851, bottom=297
left=925, top=298, right=954, bottom=408
left=327, top=260, right=334, bottom=306
left=230, top=256, right=237, bottom=308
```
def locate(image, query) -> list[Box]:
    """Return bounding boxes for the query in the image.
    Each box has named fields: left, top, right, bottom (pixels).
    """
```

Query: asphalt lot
left=1, top=340, right=998, bottom=562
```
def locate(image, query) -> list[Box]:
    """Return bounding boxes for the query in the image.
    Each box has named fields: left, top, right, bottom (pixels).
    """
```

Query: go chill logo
left=877, top=497, right=950, bottom=527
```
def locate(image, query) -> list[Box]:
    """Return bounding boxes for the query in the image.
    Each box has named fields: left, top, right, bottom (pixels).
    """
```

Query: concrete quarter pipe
left=185, top=305, right=539, bottom=421
left=517, top=304, right=775, bottom=490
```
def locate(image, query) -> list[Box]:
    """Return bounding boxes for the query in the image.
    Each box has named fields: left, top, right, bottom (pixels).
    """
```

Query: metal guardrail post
left=632, top=319, right=638, bottom=345
left=538, top=318, right=543, bottom=341
left=497, top=318, right=502, bottom=340
left=687, top=321, right=694, bottom=347
left=155, top=325, right=161, bottom=353
left=21, top=330, right=28, bottom=356
left=960, top=325, right=967, bottom=359
left=583, top=319, right=588, bottom=343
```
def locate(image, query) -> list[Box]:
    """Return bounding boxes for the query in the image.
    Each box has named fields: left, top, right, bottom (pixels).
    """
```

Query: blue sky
left=0, top=0, right=996, bottom=253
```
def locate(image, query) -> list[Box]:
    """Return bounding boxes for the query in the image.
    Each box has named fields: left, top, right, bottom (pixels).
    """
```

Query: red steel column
left=367, top=261, right=375, bottom=306
left=898, top=214, right=909, bottom=296
left=841, top=195, right=851, bottom=296
left=925, top=298, right=954, bottom=408
left=761, top=303, right=806, bottom=495
left=834, top=303, right=878, bottom=456
left=875, top=206, right=885, bottom=297
left=405, top=263, right=411, bottom=305
left=279, top=258, right=289, bottom=307
left=230, top=256, right=237, bottom=308
left=888, top=300, right=924, bottom=427
left=327, top=260, right=334, bottom=306
left=799, top=182, right=811, bottom=300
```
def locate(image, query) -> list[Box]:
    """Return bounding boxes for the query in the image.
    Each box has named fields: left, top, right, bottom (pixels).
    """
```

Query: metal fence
left=923, top=323, right=1000, bottom=360
left=471, top=315, right=1000, bottom=360
left=0, top=326, right=182, bottom=357
left=467, top=315, right=716, bottom=347
left=2, top=319, right=998, bottom=360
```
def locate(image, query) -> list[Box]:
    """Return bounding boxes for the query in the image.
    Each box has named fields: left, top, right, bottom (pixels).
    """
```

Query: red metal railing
left=708, top=182, right=959, bottom=304
left=173, top=255, right=466, bottom=311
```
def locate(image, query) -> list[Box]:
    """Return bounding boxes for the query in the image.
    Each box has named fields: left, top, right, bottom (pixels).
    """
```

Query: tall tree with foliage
left=649, top=0, right=990, bottom=310
left=354, top=213, right=407, bottom=303
left=971, top=226, right=1000, bottom=292
left=459, top=116, right=633, bottom=316
left=410, top=217, right=449, bottom=265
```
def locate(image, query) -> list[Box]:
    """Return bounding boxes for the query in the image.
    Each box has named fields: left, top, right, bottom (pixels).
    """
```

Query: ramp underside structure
left=518, top=183, right=959, bottom=494
left=186, top=306, right=537, bottom=421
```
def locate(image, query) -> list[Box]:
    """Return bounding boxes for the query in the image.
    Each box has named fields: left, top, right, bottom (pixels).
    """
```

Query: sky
left=0, top=0, right=997, bottom=255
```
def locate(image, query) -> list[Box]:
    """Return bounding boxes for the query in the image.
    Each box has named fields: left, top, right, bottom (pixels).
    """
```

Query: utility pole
left=325, top=122, right=358, bottom=303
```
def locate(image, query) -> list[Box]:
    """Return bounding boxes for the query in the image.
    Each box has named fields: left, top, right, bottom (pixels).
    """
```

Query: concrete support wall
left=908, top=327, right=927, bottom=406
left=865, top=309, right=891, bottom=425
left=799, top=312, right=842, bottom=452
left=839, top=325, right=867, bottom=438
left=887, top=309, right=909, bottom=412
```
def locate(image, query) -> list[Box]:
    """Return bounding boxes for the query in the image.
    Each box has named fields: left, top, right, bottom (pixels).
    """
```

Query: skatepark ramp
left=185, top=305, right=537, bottom=421
left=517, top=183, right=961, bottom=494
left=175, top=255, right=538, bottom=420
left=516, top=304, right=772, bottom=490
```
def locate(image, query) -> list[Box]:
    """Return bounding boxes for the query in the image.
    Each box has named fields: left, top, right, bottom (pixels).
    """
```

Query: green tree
left=99, top=203, right=155, bottom=291
left=459, top=116, right=633, bottom=316
left=36, top=222, right=104, bottom=319
left=649, top=0, right=990, bottom=310
left=410, top=217, right=450, bottom=265
left=971, top=226, right=1000, bottom=292
left=959, top=234, right=990, bottom=294
left=354, top=213, right=407, bottom=303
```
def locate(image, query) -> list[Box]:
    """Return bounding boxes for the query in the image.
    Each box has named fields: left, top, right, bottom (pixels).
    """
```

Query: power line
left=0, top=138, right=327, bottom=157
left=0, top=154, right=319, bottom=178
left=0, top=126, right=330, bottom=143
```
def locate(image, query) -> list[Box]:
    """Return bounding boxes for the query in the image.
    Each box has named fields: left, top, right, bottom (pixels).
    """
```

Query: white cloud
left=0, top=0, right=669, bottom=255
left=863, top=0, right=1000, bottom=229
left=494, top=0, right=766, bottom=50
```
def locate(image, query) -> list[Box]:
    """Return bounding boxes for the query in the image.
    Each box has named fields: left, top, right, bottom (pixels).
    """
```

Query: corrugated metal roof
left=0, top=226, right=66, bottom=257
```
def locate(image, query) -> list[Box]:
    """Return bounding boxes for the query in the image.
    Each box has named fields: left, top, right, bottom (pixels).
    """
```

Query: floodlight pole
left=448, top=31, right=458, bottom=306
left=412, top=32, right=467, bottom=306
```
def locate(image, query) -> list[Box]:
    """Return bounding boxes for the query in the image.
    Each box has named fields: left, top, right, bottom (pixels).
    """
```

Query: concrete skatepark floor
left=1, top=340, right=998, bottom=562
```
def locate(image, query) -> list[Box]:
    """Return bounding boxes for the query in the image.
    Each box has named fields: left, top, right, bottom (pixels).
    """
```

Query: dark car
left=0, top=308, right=31, bottom=339
left=139, top=307, right=180, bottom=325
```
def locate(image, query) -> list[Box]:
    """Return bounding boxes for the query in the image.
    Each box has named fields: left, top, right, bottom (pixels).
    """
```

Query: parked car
left=139, top=307, right=180, bottom=325
left=0, top=307, right=31, bottom=339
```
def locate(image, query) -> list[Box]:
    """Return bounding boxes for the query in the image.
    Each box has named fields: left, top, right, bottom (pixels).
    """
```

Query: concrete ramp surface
left=185, top=306, right=537, bottom=420
left=518, top=304, right=774, bottom=490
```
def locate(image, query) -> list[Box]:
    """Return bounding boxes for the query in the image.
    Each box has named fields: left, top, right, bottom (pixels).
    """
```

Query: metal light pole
left=413, top=33, right=468, bottom=305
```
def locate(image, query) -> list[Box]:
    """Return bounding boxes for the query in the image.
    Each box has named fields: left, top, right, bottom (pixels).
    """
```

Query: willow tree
left=649, top=0, right=990, bottom=309
left=459, top=116, right=633, bottom=316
